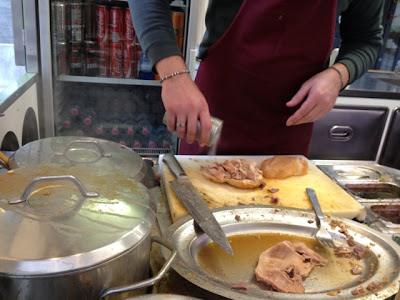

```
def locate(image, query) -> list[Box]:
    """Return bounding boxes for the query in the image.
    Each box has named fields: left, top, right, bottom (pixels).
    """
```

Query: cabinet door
left=379, top=108, right=400, bottom=169
left=308, top=106, right=388, bottom=160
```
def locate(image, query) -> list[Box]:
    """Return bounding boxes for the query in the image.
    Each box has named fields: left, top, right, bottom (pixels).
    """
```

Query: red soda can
left=68, top=41, right=83, bottom=76
left=95, top=5, right=109, bottom=43
left=109, top=6, right=124, bottom=43
left=98, top=42, right=110, bottom=77
left=57, top=41, right=68, bottom=75
left=84, top=40, right=98, bottom=77
left=123, top=43, right=137, bottom=78
left=124, top=8, right=136, bottom=44
left=135, top=43, right=142, bottom=64
left=84, top=1, right=95, bottom=40
left=69, top=3, right=84, bottom=42
left=110, top=42, right=123, bottom=78
left=52, top=1, right=68, bottom=41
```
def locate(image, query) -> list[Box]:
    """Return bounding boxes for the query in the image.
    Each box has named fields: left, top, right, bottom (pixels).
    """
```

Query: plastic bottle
left=64, top=90, right=89, bottom=118
left=122, top=115, right=136, bottom=135
left=132, top=133, right=146, bottom=149
left=81, top=107, right=97, bottom=127
left=92, top=119, right=108, bottom=139
left=74, top=126, right=86, bottom=137
left=154, top=125, right=173, bottom=149
left=138, top=52, right=155, bottom=80
left=135, top=112, right=153, bottom=137
left=95, top=87, right=113, bottom=119
left=59, top=108, right=80, bottom=136
left=118, top=115, right=136, bottom=147
left=147, top=134, right=157, bottom=148
left=109, top=125, right=121, bottom=143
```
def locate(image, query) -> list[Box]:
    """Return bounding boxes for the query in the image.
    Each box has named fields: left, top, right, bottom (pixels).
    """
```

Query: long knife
left=162, top=153, right=234, bottom=256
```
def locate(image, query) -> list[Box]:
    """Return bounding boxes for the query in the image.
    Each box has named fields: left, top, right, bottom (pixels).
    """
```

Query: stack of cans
left=51, top=1, right=141, bottom=78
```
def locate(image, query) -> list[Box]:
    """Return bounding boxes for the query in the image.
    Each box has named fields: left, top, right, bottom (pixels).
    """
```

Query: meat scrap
left=366, top=281, right=383, bottom=292
left=335, top=240, right=372, bottom=260
left=351, top=285, right=366, bottom=296
left=254, top=241, right=328, bottom=294
left=231, top=282, right=249, bottom=290
left=270, top=196, right=279, bottom=204
left=330, top=220, right=372, bottom=260
left=350, top=264, right=363, bottom=275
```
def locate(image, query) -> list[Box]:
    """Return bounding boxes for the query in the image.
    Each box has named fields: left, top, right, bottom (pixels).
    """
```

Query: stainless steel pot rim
left=164, top=205, right=400, bottom=300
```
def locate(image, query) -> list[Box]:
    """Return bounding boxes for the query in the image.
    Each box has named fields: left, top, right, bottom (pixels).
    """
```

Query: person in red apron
left=181, top=0, right=339, bottom=155
left=129, top=0, right=383, bottom=156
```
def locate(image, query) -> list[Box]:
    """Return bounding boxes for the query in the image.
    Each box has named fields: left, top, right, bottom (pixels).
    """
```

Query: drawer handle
left=329, top=125, right=353, bottom=141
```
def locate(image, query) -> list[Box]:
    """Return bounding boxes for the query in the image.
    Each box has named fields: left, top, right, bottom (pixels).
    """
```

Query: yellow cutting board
left=159, top=155, right=366, bottom=223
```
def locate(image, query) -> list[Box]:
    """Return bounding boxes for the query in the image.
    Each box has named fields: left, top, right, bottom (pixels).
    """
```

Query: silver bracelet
left=160, top=69, right=190, bottom=83
left=330, top=66, right=344, bottom=89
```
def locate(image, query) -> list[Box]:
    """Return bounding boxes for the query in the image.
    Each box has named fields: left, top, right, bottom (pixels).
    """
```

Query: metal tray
left=316, top=163, right=400, bottom=202
left=315, top=161, right=400, bottom=234
left=163, top=206, right=400, bottom=300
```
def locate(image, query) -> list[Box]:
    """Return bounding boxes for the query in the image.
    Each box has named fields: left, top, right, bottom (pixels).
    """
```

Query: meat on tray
left=254, top=241, right=328, bottom=294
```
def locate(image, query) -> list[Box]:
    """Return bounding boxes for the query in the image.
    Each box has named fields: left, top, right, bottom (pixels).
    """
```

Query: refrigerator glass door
left=42, top=0, right=198, bottom=156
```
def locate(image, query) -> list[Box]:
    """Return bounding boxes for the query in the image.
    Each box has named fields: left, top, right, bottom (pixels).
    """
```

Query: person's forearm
left=128, top=0, right=182, bottom=69
left=336, top=0, right=384, bottom=83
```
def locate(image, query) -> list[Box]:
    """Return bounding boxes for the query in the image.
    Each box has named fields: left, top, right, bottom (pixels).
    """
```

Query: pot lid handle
left=8, top=175, right=99, bottom=204
left=55, top=140, right=112, bottom=163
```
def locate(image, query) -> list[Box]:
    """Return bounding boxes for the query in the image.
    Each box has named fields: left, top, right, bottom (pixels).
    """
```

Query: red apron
left=179, top=0, right=337, bottom=155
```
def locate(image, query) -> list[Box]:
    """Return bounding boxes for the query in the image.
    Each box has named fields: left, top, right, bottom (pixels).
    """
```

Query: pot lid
left=11, top=136, right=146, bottom=182
left=0, top=163, right=156, bottom=276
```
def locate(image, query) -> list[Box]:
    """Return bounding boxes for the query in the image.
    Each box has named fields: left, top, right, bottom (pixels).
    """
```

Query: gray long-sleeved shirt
left=128, top=0, right=384, bottom=84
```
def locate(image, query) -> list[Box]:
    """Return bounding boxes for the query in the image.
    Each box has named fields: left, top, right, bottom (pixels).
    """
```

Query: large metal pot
left=0, top=136, right=147, bottom=183
left=0, top=163, right=175, bottom=300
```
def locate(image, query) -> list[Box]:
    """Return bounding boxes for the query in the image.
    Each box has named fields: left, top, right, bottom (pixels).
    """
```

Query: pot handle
left=99, top=236, right=177, bottom=300
left=8, top=175, right=99, bottom=204
left=55, top=140, right=112, bottom=162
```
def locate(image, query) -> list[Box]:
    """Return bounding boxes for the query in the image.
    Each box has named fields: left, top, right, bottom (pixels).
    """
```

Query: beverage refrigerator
left=37, top=0, right=203, bottom=157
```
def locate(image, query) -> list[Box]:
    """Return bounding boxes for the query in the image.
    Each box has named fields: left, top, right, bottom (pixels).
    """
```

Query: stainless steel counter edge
left=341, top=72, right=400, bottom=100
left=0, top=73, right=38, bottom=113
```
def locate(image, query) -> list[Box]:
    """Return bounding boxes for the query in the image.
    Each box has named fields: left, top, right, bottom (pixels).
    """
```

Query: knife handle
left=162, top=153, right=187, bottom=178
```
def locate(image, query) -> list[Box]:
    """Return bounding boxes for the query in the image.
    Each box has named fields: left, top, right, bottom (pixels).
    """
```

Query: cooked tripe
left=261, top=155, right=308, bottom=179
left=255, top=241, right=328, bottom=294
left=200, top=159, right=263, bottom=188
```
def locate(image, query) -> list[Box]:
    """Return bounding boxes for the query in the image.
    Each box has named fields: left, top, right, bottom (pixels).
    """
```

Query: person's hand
left=157, top=56, right=212, bottom=147
left=285, top=64, right=349, bottom=126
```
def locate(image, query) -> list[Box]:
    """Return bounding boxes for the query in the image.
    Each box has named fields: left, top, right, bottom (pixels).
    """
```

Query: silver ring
left=176, top=122, right=186, bottom=128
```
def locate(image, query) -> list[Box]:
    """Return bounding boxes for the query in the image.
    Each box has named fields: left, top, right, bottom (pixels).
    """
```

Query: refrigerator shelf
left=57, top=75, right=161, bottom=87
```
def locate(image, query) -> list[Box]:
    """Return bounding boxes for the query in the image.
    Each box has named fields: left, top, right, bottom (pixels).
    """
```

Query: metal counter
left=341, top=72, right=400, bottom=100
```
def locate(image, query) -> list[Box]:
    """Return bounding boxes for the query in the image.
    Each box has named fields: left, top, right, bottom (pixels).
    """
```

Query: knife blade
left=162, top=153, right=234, bottom=256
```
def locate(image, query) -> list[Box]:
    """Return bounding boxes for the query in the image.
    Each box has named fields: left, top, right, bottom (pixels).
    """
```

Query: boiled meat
left=254, top=241, right=328, bottom=294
